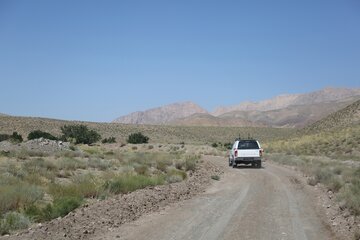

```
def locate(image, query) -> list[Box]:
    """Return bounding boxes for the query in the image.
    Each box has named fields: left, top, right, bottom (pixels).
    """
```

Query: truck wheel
left=229, top=158, right=232, bottom=167
left=251, top=162, right=255, bottom=168
left=257, top=161, right=262, bottom=168
left=232, top=161, right=236, bottom=168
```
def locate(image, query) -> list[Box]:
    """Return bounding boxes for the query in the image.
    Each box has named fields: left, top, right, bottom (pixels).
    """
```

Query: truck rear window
left=237, top=141, right=259, bottom=149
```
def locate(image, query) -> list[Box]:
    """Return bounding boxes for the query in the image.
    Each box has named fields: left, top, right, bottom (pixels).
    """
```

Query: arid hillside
left=113, top=102, right=208, bottom=125
left=0, top=115, right=293, bottom=144
left=169, top=113, right=265, bottom=127
left=302, top=99, right=360, bottom=133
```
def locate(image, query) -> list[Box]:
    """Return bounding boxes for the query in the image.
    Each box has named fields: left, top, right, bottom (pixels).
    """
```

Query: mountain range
left=113, top=87, right=360, bottom=128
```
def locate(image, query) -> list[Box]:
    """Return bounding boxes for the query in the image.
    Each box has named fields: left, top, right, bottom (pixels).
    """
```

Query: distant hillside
left=218, top=99, right=358, bottom=128
left=0, top=115, right=293, bottom=144
left=212, top=87, right=360, bottom=116
left=169, top=113, right=264, bottom=127
left=302, top=99, right=360, bottom=133
left=113, top=102, right=208, bottom=125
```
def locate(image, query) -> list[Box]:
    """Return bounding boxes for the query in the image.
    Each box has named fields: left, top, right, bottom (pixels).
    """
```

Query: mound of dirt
left=5, top=158, right=224, bottom=240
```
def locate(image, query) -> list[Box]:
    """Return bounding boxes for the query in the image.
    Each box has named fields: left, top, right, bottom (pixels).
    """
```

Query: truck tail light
left=259, top=149, right=263, bottom=157
left=235, top=150, right=238, bottom=157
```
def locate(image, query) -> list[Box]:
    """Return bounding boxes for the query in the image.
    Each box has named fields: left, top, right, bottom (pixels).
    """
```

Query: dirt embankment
left=2, top=157, right=223, bottom=240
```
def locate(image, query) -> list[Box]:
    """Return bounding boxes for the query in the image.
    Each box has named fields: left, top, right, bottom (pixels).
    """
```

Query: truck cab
left=229, top=139, right=263, bottom=168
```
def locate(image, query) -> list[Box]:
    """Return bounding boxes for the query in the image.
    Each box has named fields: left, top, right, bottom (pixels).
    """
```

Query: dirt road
left=96, top=157, right=335, bottom=240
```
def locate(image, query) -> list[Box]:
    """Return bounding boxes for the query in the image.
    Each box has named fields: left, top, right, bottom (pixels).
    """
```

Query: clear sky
left=0, top=0, right=359, bottom=122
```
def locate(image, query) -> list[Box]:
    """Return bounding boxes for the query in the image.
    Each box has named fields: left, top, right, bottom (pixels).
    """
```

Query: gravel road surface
left=98, top=157, right=335, bottom=240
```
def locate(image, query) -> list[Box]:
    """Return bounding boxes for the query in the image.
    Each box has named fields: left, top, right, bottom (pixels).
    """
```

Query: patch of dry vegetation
left=0, top=143, right=201, bottom=235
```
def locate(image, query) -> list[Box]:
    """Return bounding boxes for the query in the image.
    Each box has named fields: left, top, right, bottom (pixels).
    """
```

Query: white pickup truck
left=229, top=139, right=263, bottom=168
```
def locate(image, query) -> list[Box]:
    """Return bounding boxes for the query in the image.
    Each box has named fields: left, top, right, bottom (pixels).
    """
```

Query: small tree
left=11, top=132, right=23, bottom=143
left=28, top=130, right=58, bottom=141
left=61, top=125, right=101, bottom=144
left=127, top=132, right=149, bottom=144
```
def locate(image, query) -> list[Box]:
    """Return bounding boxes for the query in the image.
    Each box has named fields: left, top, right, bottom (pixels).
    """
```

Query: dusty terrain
left=2, top=156, right=353, bottom=240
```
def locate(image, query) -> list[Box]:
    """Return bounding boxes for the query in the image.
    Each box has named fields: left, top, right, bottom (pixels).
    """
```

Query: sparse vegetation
left=127, top=132, right=149, bottom=144
left=0, top=143, right=199, bottom=235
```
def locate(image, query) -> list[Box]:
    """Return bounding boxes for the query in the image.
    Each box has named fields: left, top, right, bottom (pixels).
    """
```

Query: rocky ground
left=0, top=138, right=70, bottom=154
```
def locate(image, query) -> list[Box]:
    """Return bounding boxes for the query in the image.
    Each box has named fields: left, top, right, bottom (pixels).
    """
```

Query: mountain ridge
left=113, top=87, right=360, bottom=127
left=113, top=101, right=208, bottom=125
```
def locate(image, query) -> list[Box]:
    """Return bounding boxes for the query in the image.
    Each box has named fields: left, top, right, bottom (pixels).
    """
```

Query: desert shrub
left=185, top=156, right=198, bottom=171
left=166, top=169, right=187, bottom=183
left=156, top=158, right=173, bottom=172
left=211, top=143, right=218, bottom=148
left=127, top=132, right=149, bottom=144
left=52, top=197, right=82, bottom=217
left=61, top=124, right=101, bottom=144
left=104, top=174, right=164, bottom=194
left=0, top=212, right=30, bottom=235
left=27, top=130, right=57, bottom=141
left=0, top=134, right=10, bottom=142
left=223, top=142, right=232, bottom=150
left=148, top=145, right=154, bottom=150
left=101, top=137, right=116, bottom=144
left=0, top=132, right=23, bottom=143
left=211, top=175, right=220, bottom=181
left=175, top=160, right=185, bottom=170
left=25, top=197, right=82, bottom=222
left=11, top=132, right=23, bottom=143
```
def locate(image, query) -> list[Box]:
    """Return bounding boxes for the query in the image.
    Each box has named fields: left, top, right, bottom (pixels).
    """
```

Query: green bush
left=127, top=132, right=149, bottom=144
left=211, top=143, right=218, bottom=148
left=61, top=124, right=101, bottom=144
left=28, top=130, right=57, bottom=141
left=101, top=137, right=116, bottom=144
left=53, top=197, right=82, bottom=217
left=25, top=197, right=82, bottom=222
left=0, top=132, right=23, bottom=143
left=0, top=212, right=30, bottom=235
left=104, top=174, right=164, bottom=194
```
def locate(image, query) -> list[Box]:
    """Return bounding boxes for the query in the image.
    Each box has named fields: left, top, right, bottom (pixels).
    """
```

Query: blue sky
left=0, top=0, right=359, bottom=122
